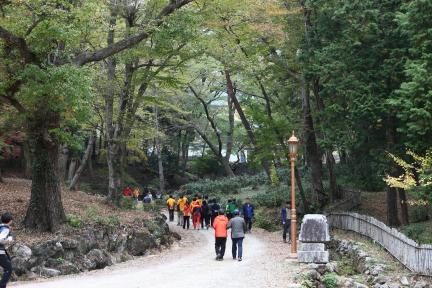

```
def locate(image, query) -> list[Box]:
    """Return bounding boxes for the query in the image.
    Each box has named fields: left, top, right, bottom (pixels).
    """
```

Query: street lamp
left=287, top=131, right=299, bottom=259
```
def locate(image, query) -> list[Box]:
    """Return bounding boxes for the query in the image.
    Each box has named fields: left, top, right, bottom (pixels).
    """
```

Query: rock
left=11, top=256, right=30, bottom=276
left=60, top=239, right=79, bottom=249
left=325, top=262, right=337, bottom=273
left=399, top=276, right=409, bottom=286
left=127, top=230, right=156, bottom=256
left=23, top=271, right=38, bottom=280
left=86, top=249, right=112, bottom=269
left=56, top=261, right=80, bottom=275
left=301, top=243, right=326, bottom=251
left=33, top=241, right=64, bottom=258
left=354, top=282, right=368, bottom=288
left=299, top=214, right=330, bottom=243
left=374, top=275, right=390, bottom=285
left=307, top=263, right=319, bottom=270
left=298, top=251, right=329, bottom=263
left=388, top=283, right=401, bottom=288
left=32, top=267, right=61, bottom=278
left=414, top=282, right=428, bottom=288
left=305, top=269, right=321, bottom=281
left=10, top=243, right=32, bottom=260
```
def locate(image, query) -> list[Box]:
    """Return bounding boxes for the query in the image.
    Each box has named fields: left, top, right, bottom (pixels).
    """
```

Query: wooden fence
left=327, top=212, right=432, bottom=276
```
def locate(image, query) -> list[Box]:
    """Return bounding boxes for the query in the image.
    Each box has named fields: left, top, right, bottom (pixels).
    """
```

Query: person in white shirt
left=0, top=212, right=13, bottom=288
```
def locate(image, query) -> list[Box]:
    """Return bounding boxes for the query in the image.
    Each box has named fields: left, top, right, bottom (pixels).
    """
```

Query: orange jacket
left=184, top=204, right=191, bottom=217
left=213, top=215, right=228, bottom=238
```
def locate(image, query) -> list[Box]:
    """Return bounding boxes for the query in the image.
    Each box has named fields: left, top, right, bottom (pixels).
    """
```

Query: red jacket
left=213, top=215, right=228, bottom=238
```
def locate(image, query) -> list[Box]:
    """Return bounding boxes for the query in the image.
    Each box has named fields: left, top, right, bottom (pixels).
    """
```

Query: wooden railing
left=327, top=212, right=432, bottom=276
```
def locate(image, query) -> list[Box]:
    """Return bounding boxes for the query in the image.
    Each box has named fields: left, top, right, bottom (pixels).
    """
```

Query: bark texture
left=69, top=135, right=95, bottom=191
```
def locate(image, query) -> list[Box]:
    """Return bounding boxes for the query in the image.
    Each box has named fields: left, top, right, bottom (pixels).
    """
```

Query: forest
left=0, top=0, right=431, bottom=234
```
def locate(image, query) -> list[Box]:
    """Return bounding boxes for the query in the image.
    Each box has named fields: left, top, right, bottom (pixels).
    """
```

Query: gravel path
left=12, top=220, right=301, bottom=288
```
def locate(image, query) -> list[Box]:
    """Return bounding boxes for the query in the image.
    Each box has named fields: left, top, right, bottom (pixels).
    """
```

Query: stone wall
left=9, top=213, right=177, bottom=280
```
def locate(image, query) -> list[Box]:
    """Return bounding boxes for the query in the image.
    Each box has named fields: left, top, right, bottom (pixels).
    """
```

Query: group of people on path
left=166, top=194, right=255, bottom=261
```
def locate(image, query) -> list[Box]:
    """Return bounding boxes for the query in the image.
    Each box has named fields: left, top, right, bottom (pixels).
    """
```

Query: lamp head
left=287, top=131, right=299, bottom=156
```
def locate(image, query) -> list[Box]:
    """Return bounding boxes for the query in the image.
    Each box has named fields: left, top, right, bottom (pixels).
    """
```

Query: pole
left=290, top=155, right=297, bottom=258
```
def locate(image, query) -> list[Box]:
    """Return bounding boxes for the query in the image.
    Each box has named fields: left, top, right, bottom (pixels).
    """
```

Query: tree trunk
left=24, top=114, right=66, bottom=231
left=326, top=151, right=340, bottom=201
left=225, top=95, right=234, bottom=162
left=155, top=107, right=165, bottom=194
left=387, top=187, right=401, bottom=227
left=295, top=167, right=311, bottom=213
left=69, top=135, right=95, bottom=191
left=58, top=145, right=69, bottom=184
left=301, top=79, right=324, bottom=204
left=386, top=121, right=401, bottom=227
left=23, top=142, right=32, bottom=179
left=224, top=69, right=272, bottom=179
left=398, top=188, right=409, bottom=226
left=67, top=159, right=77, bottom=183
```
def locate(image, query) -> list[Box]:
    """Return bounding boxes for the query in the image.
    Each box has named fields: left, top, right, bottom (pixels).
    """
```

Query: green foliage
left=401, top=224, right=426, bottom=243
left=269, top=165, right=280, bottom=187
left=66, top=214, right=83, bottom=228
left=253, top=185, right=290, bottom=208
left=119, top=196, right=135, bottom=210
left=322, top=273, right=338, bottom=288
left=254, top=208, right=279, bottom=232
left=410, top=206, right=430, bottom=223
left=190, top=155, right=225, bottom=178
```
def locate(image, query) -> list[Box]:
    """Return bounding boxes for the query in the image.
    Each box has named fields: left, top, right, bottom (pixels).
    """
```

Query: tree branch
left=72, top=0, right=195, bottom=66
left=0, top=26, right=38, bottom=64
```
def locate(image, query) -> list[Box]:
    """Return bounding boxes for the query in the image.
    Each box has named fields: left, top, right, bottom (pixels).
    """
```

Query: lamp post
left=287, top=131, right=299, bottom=259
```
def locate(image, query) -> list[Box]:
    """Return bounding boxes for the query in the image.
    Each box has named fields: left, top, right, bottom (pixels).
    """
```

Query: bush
left=410, top=205, right=431, bottom=223
left=401, top=223, right=426, bottom=242
left=253, top=185, right=290, bottom=208
left=66, top=214, right=83, bottom=228
left=119, top=196, right=135, bottom=210
left=254, top=208, right=280, bottom=231
left=322, top=273, right=338, bottom=288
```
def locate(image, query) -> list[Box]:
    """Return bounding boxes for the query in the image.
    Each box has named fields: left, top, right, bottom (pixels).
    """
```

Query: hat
left=234, top=209, right=240, bottom=216
left=1, top=212, right=13, bottom=223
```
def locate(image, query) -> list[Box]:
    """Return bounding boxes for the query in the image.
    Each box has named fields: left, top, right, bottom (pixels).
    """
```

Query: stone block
left=298, top=251, right=329, bottom=263
left=299, top=214, right=330, bottom=243
left=300, top=243, right=325, bottom=251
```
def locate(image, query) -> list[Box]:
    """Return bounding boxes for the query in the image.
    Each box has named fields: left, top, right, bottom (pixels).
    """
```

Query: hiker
left=242, top=198, right=255, bottom=233
left=191, top=198, right=202, bottom=230
left=281, top=201, right=291, bottom=243
left=0, top=212, right=13, bottom=288
left=210, top=199, right=220, bottom=227
left=166, top=195, right=176, bottom=222
left=213, top=209, right=228, bottom=261
left=201, top=197, right=211, bottom=230
left=132, top=187, right=140, bottom=200
left=122, top=186, right=132, bottom=197
left=183, top=201, right=191, bottom=230
left=143, top=193, right=152, bottom=203
left=226, top=199, right=237, bottom=220
left=228, top=209, right=247, bottom=261
left=177, top=194, right=187, bottom=226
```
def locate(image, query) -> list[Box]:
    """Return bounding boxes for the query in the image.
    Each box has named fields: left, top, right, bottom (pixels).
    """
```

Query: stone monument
left=298, top=214, right=330, bottom=263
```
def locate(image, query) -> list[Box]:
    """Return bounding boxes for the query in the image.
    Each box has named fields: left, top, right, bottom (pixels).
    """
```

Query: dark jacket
left=281, top=207, right=291, bottom=224
left=242, top=203, right=254, bottom=219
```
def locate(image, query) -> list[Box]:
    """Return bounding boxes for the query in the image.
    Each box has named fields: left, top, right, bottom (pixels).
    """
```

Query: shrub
left=270, top=165, right=280, bottom=186
left=401, top=223, right=426, bottom=242
left=254, top=208, right=280, bottom=231
left=322, top=273, right=338, bottom=288
left=409, top=205, right=430, bottom=223
left=66, top=214, right=83, bottom=228
left=253, top=185, right=290, bottom=208
left=119, top=196, right=135, bottom=210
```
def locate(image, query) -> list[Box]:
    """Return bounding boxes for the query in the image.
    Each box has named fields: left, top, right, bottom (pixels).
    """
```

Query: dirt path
left=12, top=221, right=301, bottom=288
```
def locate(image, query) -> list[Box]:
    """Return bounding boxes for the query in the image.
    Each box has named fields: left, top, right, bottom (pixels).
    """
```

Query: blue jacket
left=281, top=208, right=287, bottom=224
left=242, top=203, right=254, bottom=219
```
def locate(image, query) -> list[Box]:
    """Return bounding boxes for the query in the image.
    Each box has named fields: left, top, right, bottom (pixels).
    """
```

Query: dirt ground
left=0, top=177, right=153, bottom=245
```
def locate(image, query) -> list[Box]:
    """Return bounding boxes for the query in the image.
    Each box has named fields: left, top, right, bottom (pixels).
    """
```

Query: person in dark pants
left=228, top=210, right=246, bottom=261
left=0, top=212, right=13, bottom=288
left=201, top=198, right=211, bottom=229
left=213, top=209, right=228, bottom=261
left=166, top=195, right=176, bottom=222
left=281, top=202, right=291, bottom=243
left=241, top=198, right=254, bottom=233
left=210, top=199, right=220, bottom=227
left=183, top=201, right=191, bottom=230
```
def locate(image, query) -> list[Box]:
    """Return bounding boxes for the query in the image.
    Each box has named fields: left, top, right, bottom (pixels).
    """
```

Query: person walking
left=281, top=202, right=291, bottom=243
left=183, top=201, right=191, bottom=230
left=210, top=199, right=220, bottom=227
left=241, top=198, right=254, bottom=233
left=191, top=198, right=202, bottom=230
left=212, top=209, right=228, bottom=261
left=177, top=194, right=187, bottom=226
left=0, top=212, right=13, bottom=288
left=226, top=199, right=237, bottom=220
left=228, top=210, right=247, bottom=261
left=166, top=195, right=176, bottom=222
left=201, top=198, right=211, bottom=230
